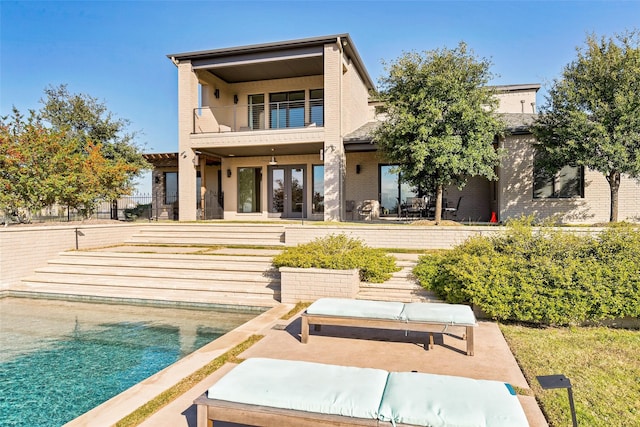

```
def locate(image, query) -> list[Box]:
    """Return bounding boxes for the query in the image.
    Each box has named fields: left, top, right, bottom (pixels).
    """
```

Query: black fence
left=2, top=191, right=224, bottom=224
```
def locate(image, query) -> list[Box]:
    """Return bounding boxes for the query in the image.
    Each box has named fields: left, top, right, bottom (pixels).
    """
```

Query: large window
left=237, top=168, right=262, bottom=213
left=379, top=165, right=416, bottom=216
left=534, top=163, right=584, bottom=199
left=309, top=89, right=324, bottom=126
left=164, top=172, right=178, bottom=205
left=270, top=91, right=305, bottom=129
left=312, top=165, right=324, bottom=214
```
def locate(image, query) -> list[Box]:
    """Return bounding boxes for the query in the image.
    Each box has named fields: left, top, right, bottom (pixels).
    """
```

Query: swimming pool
left=0, top=297, right=261, bottom=427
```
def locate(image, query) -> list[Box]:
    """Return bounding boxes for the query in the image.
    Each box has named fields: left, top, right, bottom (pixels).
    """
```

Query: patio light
left=536, top=374, right=578, bottom=427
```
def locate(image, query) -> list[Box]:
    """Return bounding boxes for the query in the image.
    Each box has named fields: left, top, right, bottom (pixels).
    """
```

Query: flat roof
left=168, top=34, right=375, bottom=90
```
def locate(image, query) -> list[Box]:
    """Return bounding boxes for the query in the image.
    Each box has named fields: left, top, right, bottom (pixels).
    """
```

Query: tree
left=1, top=85, right=149, bottom=222
left=373, top=42, right=505, bottom=223
left=532, top=31, right=640, bottom=222
left=40, top=84, right=149, bottom=172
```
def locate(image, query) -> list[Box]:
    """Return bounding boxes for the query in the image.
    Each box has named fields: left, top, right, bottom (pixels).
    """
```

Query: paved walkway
left=135, top=306, right=548, bottom=427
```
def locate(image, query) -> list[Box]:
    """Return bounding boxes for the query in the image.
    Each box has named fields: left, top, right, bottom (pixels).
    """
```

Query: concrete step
left=51, top=252, right=275, bottom=272
left=126, top=224, right=286, bottom=246
left=20, top=274, right=279, bottom=294
left=12, top=282, right=280, bottom=308
left=20, top=244, right=282, bottom=308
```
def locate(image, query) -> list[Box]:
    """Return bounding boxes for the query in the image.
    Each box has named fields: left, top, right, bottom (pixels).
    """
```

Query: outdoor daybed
left=301, top=298, right=478, bottom=356
left=194, top=357, right=530, bottom=427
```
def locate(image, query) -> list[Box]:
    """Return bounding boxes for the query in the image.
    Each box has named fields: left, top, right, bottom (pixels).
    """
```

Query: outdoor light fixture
left=356, top=164, right=361, bottom=174
left=154, top=176, right=161, bottom=184
left=226, top=169, right=232, bottom=178
left=537, top=374, right=578, bottom=427
left=214, top=89, right=220, bottom=99
left=268, top=148, right=278, bottom=166
left=233, top=94, right=239, bottom=104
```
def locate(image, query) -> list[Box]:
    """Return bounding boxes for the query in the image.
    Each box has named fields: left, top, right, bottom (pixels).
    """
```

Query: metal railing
left=1, top=190, right=226, bottom=224
left=194, top=99, right=324, bottom=134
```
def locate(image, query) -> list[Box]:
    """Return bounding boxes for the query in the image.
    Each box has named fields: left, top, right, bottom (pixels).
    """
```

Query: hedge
left=273, top=234, right=400, bottom=283
left=414, top=218, right=640, bottom=325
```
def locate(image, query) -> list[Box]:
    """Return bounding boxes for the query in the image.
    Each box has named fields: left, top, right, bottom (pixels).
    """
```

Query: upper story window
left=533, top=162, right=584, bottom=199
left=309, top=89, right=324, bottom=126
left=270, top=91, right=305, bottom=129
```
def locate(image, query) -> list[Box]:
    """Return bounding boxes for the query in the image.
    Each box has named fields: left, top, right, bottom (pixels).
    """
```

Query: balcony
left=193, top=99, right=324, bottom=134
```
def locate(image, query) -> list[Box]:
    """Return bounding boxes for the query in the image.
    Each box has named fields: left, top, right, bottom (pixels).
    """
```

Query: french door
left=269, top=165, right=306, bottom=218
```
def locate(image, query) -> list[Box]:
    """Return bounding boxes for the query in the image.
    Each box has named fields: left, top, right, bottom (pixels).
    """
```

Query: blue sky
left=1, top=1, right=639, bottom=190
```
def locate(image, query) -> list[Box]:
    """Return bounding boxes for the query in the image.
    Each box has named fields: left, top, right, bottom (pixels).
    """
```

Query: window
left=309, top=89, right=324, bottom=126
left=312, top=165, right=324, bottom=214
left=534, top=164, right=584, bottom=199
left=248, top=94, right=265, bottom=130
left=270, top=91, right=305, bottom=128
left=164, top=172, right=178, bottom=205
left=379, top=165, right=416, bottom=216
left=237, top=168, right=262, bottom=213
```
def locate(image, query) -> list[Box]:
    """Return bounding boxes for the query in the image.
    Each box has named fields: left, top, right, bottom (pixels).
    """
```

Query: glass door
left=269, top=165, right=306, bottom=218
left=379, top=165, right=416, bottom=216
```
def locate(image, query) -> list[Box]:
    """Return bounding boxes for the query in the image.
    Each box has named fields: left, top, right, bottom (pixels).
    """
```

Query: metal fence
left=2, top=190, right=224, bottom=224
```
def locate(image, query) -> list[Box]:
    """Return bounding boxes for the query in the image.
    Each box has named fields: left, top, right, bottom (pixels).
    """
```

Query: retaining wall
left=0, top=224, right=142, bottom=290
left=284, top=225, right=607, bottom=249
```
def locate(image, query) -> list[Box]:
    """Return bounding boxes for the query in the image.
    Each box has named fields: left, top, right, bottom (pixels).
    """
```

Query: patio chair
left=357, top=200, right=375, bottom=221
left=443, top=196, right=462, bottom=219
left=346, top=200, right=356, bottom=220
left=194, top=357, right=530, bottom=427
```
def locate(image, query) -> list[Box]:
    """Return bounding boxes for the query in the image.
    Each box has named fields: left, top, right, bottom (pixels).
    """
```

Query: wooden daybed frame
left=195, top=394, right=418, bottom=427
left=301, top=311, right=476, bottom=356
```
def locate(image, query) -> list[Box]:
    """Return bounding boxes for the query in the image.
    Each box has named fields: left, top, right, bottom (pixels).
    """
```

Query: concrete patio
left=122, top=304, right=549, bottom=427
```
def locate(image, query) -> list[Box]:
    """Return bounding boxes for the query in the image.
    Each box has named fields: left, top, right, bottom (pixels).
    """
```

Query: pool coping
left=63, top=303, right=294, bottom=427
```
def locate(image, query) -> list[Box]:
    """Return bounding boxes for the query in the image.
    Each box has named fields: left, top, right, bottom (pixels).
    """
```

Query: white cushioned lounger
left=194, top=358, right=530, bottom=427
left=301, top=298, right=478, bottom=356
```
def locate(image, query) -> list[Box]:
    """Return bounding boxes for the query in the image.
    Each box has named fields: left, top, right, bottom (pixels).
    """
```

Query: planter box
left=279, top=267, right=360, bottom=303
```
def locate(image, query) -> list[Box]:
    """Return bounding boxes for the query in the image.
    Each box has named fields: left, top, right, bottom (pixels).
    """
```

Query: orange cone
left=490, top=212, right=498, bottom=223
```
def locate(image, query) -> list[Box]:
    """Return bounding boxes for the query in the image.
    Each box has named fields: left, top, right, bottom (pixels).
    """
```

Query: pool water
left=0, top=297, right=261, bottom=427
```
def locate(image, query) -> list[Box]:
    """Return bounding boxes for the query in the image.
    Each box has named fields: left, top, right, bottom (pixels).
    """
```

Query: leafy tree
left=0, top=109, right=72, bottom=222
left=1, top=85, right=148, bottom=222
left=373, top=42, right=505, bottom=223
left=40, top=84, right=148, bottom=171
left=532, top=31, right=640, bottom=222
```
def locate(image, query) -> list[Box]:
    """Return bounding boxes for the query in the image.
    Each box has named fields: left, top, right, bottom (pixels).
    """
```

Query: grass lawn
left=500, top=325, right=640, bottom=427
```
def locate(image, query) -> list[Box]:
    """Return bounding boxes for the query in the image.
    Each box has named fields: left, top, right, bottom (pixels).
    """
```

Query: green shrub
left=413, top=217, right=640, bottom=325
left=273, top=234, right=400, bottom=283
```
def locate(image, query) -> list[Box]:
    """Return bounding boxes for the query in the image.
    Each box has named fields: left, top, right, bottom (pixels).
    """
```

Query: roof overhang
left=168, top=34, right=375, bottom=89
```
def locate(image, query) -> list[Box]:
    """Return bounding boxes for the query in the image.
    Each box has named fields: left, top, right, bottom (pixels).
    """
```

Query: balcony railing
left=193, top=99, right=324, bottom=134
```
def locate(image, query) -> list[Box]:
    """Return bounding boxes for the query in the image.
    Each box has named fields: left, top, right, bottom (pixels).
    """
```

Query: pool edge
left=63, top=303, right=294, bottom=427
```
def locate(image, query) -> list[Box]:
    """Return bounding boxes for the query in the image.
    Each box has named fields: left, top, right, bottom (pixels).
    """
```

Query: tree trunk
left=434, top=185, right=443, bottom=224
left=608, top=170, right=621, bottom=222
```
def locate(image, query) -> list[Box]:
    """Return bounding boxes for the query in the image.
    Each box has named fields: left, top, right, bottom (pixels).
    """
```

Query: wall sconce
left=180, top=151, right=187, bottom=159
left=233, top=94, right=238, bottom=104
left=154, top=176, right=161, bottom=184
left=214, top=89, right=220, bottom=99
left=226, top=169, right=232, bottom=178
left=356, top=164, right=361, bottom=174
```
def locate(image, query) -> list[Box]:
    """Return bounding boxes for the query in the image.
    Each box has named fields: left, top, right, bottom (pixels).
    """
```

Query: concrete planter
left=279, top=267, right=360, bottom=303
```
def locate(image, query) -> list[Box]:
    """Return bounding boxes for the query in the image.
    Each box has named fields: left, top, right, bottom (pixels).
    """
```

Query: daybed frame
left=301, top=312, right=475, bottom=356
left=195, top=395, right=412, bottom=427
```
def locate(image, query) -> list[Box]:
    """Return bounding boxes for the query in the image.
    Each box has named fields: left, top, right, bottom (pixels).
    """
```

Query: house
left=145, top=34, right=639, bottom=224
